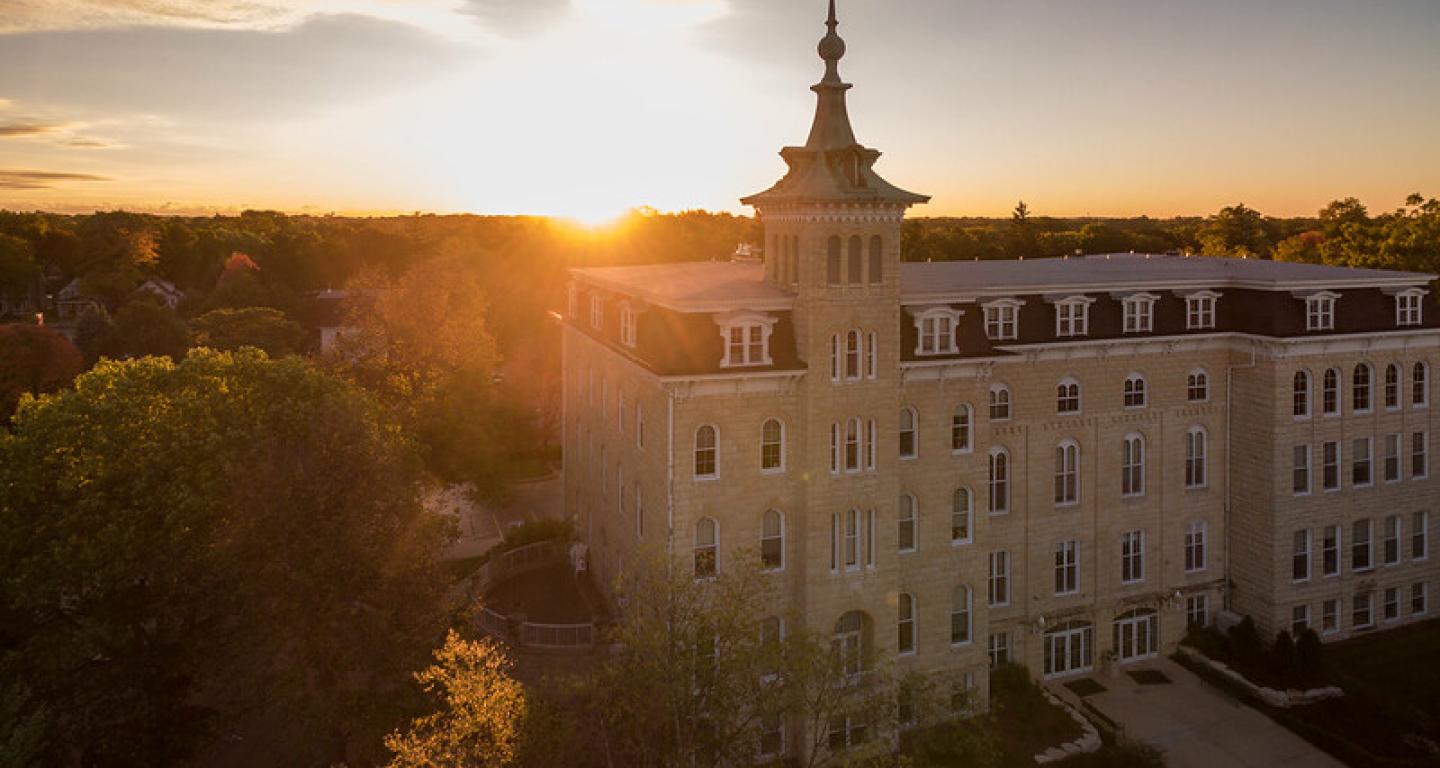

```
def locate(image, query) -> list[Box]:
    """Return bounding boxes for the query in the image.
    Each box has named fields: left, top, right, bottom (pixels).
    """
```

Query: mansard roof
left=572, top=262, right=791, bottom=313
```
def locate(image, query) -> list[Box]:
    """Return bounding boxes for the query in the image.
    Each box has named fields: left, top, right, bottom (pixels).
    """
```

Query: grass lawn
left=904, top=665, right=1088, bottom=768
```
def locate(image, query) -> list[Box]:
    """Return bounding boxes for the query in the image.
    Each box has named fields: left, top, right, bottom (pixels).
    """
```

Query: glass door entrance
left=1043, top=623, right=1094, bottom=678
left=1113, top=610, right=1159, bottom=662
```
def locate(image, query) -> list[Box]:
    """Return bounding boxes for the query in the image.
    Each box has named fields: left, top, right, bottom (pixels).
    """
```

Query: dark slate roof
left=572, top=262, right=791, bottom=312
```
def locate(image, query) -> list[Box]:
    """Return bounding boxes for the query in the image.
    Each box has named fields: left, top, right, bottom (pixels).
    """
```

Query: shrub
left=1228, top=616, right=1263, bottom=668
left=500, top=518, right=574, bottom=551
left=1272, top=630, right=1298, bottom=685
left=1295, top=628, right=1324, bottom=684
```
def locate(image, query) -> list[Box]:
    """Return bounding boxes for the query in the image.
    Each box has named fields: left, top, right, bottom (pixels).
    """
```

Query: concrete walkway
left=1049, top=657, right=1343, bottom=768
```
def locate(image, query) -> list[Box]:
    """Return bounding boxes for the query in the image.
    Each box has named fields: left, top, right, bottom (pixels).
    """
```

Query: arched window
left=694, top=517, right=718, bottom=578
left=952, top=487, right=973, bottom=542
left=989, top=384, right=1012, bottom=420
left=1353, top=363, right=1373, bottom=411
left=866, top=331, right=878, bottom=379
left=845, top=330, right=862, bottom=379
left=1188, top=369, right=1209, bottom=402
left=833, top=611, right=868, bottom=676
left=761, top=509, right=784, bottom=571
left=1322, top=368, right=1340, bottom=415
left=899, top=407, right=918, bottom=459
left=847, top=235, right=863, bottom=284
left=1122, top=433, right=1145, bottom=496
left=868, top=235, right=883, bottom=284
left=1185, top=427, right=1207, bottom=488
left=1055, top=441, right=1079, bottom=505
left=1385, top=363, right=1401, bottom=409
left=951, top=404, right=973, bottom=452
left=1293, top=370, right=1311, bottom=418
left=761, top=418, right=785, bottom=472
left=1057, top=378, right=1081, bottom=414
left=826, top=236, right=842, bottom=284
left=694, top=425, right=718, bottom=479
left=897, top=594, right=916, bottom=654
left=898, top=493, right=917, bottom=552
left=988, top=448, right=1010, bottom=514
left=950, top=586, right=972, bottom=645
left=1414, top=362, right=1429, bottom=407
left=1123, top=373, right=1147, bottom=408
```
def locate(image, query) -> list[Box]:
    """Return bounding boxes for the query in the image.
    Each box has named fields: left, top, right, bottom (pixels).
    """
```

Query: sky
left=1, top=0, right=1438, bottom=222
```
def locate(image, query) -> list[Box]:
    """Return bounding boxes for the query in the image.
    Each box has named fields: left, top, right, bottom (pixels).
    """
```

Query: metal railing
left=472, top=540, right=597, bottom=651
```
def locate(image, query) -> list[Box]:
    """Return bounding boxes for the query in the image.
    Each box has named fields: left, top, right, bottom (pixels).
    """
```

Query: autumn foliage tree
left=0, top=323, right=83, bottom=420
left=0, top=349, right=454, bottom=766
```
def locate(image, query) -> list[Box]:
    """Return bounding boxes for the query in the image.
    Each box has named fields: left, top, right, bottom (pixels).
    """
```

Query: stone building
left=561, top=0, right=1439, bottom=757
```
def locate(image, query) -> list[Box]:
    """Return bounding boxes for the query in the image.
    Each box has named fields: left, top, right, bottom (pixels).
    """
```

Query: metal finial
left=827, top=0, right=838, bottom=31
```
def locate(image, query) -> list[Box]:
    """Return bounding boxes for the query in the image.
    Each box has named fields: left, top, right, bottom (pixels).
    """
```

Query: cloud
left=460, top=0, right=570, bottom=37
left=0, top=169, right=111, bottom=189
left=0, top=13, right=469, bottom=121
left=65, top=138, right=111, bottom=148
left=0, top=121, right=67, bottom=137
left=0, top=0, right=294, bottom=33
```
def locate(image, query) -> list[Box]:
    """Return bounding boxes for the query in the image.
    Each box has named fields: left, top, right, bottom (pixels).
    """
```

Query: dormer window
left=1053, top=296, right=1093, bottom=338
left=619, top=305, right=638, bottom=348
left=1185, top=291, right=1221, bottom=330
left=1303, top=291, right=1339, bottom=331
left=589, top=295, right=604, bottom=330
left=1396, top=289, right=1426, bottom=327
left=567, top=284, right=579, bottom=319
left=1121, top=293, right=1158, bottom=333
left=914, top=306, right=962, bottom=356
left=716, top=311, right=777, bottom=368
left=982, top=299, right=1022, bottom=341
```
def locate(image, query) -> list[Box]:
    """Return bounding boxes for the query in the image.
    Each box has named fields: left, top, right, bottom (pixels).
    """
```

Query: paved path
left=1050, top=657, right=1342, bottom=768
left=432, top=474, right=563, bottom=560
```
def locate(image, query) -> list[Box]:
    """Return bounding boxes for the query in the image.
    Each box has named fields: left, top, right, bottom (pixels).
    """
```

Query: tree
left=0, top=349, right=453, bottom=766
left=189, top=307, right=305, bottom=358
left=1198, top=204, right=1271, bottom=258
left=101, top=300, right=188, bottom=361
left=0, top=676, right=49, bottom=768
left=1006, top=200, right=1038, bottom=259
left=385, top=630, right=527, bottom=768
left=1077, top=222, right=1133, bottom=255
left=0, top=324, right=84, bottom=420
left=1295, top=628, right=1324, bottom=684
left=0, top=234, right=39, bottom=307
left=551, top=552, right=904, bottom=768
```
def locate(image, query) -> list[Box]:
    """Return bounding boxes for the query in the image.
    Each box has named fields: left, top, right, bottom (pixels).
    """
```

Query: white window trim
left=1183, top=289, right=1222, bottom=330
left=1188, top=368, right=1210, bottom=403
left=1353, top=436, right=1374, bottom=488
left=694, top=424, right=720, bottom=481
left=1292, top=529, right=1312, bottom=583
left=1394, top=287, right=1427, bottom=327
left=898, top=493, right=918, bottom=553
left=951, top=403, right=974, bottom=455
left=952, top=487, right=974, bottom=545
left=1414, top=362, right=1430, bottom=409
left=1293, top=370, right=1312, bottom=420
left=1293, top=444, right=1312, bottom=496
left=1300, top=290, right=1340, bottom=332
left=1123, top=373, right=1147, bottom=409
left=1120, top=292, right=1160, bottom=334
left=1121, top=530, right=1146, bottom=585
left=989, top=383, right=1013, bottom=421
left=899, top=406, right=919, bottom=460
left=988, top=447, right=1010, bottom=515
left=988, top=550, right=1011, bottom=607
left=714, top=310, right=777, bottom=369
left=981, top=298, right=1025, bottom=341
left=1122, top=433, right=1146, bottom=498
left=1050, top=295, right=1095, bottom=338
left=589, top=294, right=605, bottom=329
left=1185, top=426, right=1208, bottom=490
left=618, top=302, right=639, bottom=348
left=913, top=305, right=963, bottom=356
left=1185, top=520, right=1208, bottom=573
left=1057, top=377, right=1083, bottom=414
left=1055, top=439, right=1080, bottom=507
left=760, top=509, right=785, bottom=573
left=760, top=418, right=787, bottom=475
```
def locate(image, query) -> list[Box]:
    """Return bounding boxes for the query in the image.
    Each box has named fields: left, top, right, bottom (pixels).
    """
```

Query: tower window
left=868, top=235, right=883, bottom=284
left=826, top=236, right=842, bottom=284
left=847, top=235, right=863, bottom=284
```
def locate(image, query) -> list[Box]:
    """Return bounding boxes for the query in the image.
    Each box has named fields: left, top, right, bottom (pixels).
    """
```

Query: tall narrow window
left=847, top=235, right=863, bottom=284
left=1185, top=521, right=1207, bottom=572
left=983, top=301, right=1020, bottom=340
left=1121, top=530, right=1145, bottom=583
left=844, top=418, right=860, bottom=472
left=899, top=407, right=918, bottom=459
left=1293, top=444, right=1311, bottom=494
left=1322, top=368, right=1340, bottom=415
left=898, top=494, right=917, bottom=552
left=951, top=405, right=973, bottom=453
left=843, top=509, right=860, bottom=570
left=952, top=488, right=973, bottom=543
left=1122, top=295, right=1156, bottom=333
left=950, top=586, right=972, bottom=645
left=897, top=594, right=915, bottom=655
left=1413, top=431, right=1429, bottom=479
left=694, top=425, right=718, bottom=479
left=1186, top=292, right=1218, bottom=329
left=694, top=518, right=718, bottom=578
left=1306, top=293, right=1336, bottom=331
left=988, top=551, right=1010, bottom=606
left=988, top=449, right=1010, bottom=514
left=1352, top=518, right=1373, bottom=571
left=1353, top=363, right=1373, bottom=412
left=989, top=385, right=1012, bottom=420
left=868, top=235, right=883, bottom=284
left=1413, top=511, right=1429, bottom=560
left=1292, top=529, right=1311, bottom=582
left=845, top=330, right=862, bottom=380
left=1293, top=371, right=1311, bottom=418
left=1385, top=433, right=1401, bottom=482
left=1385, top=364, right=1401, bottom=409
left=1057, top=379, right=1081, bottom=413
left=761, top=509, right=784, bottom=571
left=1414, top=362, right=1429, bottom=407
left=1054, top=441, right=1079, bottom=505
left=635, top=482, right=644, bottom=538
left=1322, top=525, right=1340, bottom=576
left=1054, top=540, right=1079, bottom=595
left=826, top=236, right=842, bottom=284
left=1123, top=374, right=1147, bottom=408
left=1122, top=434, right=1146, bottom=496
left=1055, top=298, right=1090, bottom=337
left=1185, top=427, right=1207, bottom=488
left=1382, top=514, right=1402, bottom=565
left=829, top=423, right=840, bottom=473
left=866, top=331, right=878, bottom=379
left=865, top=419, right=876, bottom=470
left=1352, top=436, right=1373, bottom=486
left=1188, top=370, right=1209, bottom=402
left=1396, top=290, right=1424, bottom=326
left=761, top=419, right=784, bottom=472
left=1322, top=441, right=1340, bottom=490
left=830, top=334, right=841, bottom=381
left=619, top=306, right=637, bottom=347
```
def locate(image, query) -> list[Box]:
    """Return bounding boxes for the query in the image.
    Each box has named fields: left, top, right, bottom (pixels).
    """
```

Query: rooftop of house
left=571, top=254, right=1436, bottom=312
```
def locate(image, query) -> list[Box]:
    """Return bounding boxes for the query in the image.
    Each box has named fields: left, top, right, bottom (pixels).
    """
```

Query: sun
left=558, top=202, right=631, bottom=231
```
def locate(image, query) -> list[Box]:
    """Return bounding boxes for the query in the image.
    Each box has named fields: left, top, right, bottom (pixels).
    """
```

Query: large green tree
left=0, top=323, right=84, bottom=420
left=0, top=349, right=453, bottom=767
left=189, top=306, right=305, bottom=358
